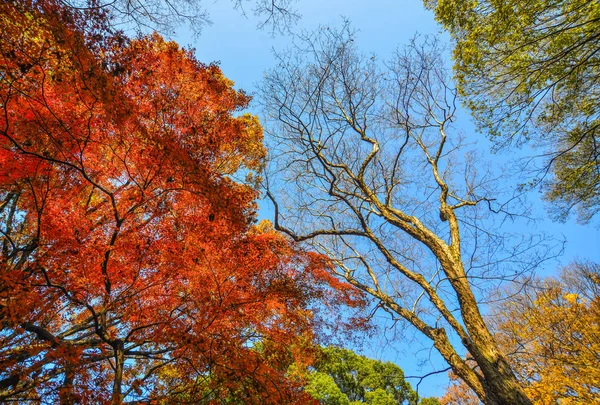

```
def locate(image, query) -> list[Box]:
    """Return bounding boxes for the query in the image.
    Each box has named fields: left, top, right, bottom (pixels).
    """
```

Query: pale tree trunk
left=260, top=23, right=542, bottom=405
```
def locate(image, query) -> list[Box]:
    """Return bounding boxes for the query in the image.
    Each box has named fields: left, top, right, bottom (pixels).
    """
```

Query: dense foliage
left=302, top=347, right=440, bottom=405
left=0, top=2, right=362, bottom=403
left=2, top=1, right=598, bottom=404
left=425, top=0, right=600, bottom=223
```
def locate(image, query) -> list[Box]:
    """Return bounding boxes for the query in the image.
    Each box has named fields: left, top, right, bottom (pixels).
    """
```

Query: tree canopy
left=259, top=23, right=551, bottom=405
left=2, top=1, right=598, bottom=404
left=426, top=0, right=600, bottom=223
left=302, top=347, right=440, bottom=405
left=0, top=2, right=362, bottom=403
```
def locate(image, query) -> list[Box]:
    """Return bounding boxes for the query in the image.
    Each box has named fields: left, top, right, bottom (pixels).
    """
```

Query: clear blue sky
left=175, top=0, right=600, bottom=398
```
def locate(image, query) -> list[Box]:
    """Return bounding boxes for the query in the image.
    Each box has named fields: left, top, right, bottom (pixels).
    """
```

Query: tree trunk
left=59, top=363, right=75, bottom=405
left=447, top=261, right=532, bottom=405
left=111, top=340, right=124, bottom=405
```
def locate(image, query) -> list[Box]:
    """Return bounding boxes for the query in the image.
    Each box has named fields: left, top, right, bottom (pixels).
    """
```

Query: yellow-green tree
left=426, top=0, right=600, bottom=223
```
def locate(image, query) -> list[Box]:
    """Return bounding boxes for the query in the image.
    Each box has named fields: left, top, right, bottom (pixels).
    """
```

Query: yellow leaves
left=563, top=293, right=579, bottom=304
left=251, top=219, right=274, bottom=235
left=161, top=365, right=179, bottom=379
left=443, top=264, right=600, bottom=404
left=239, top=113, right=267, bottom=168
left=430, top=0, right=600, bottom=221
left=493, top=266, right=600, bottom=404
left=215, top=113, right=266, bottom=176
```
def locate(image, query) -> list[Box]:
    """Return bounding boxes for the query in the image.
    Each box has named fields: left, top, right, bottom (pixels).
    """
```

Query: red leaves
left=0, top=2, right=362, bottom=403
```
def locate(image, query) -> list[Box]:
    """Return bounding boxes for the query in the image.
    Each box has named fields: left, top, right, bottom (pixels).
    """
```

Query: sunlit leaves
left=428, top=0, right=600, bottom=223
left=0, top=2, right=362, bottom=403
left=441, top=262, right=600, bottom=405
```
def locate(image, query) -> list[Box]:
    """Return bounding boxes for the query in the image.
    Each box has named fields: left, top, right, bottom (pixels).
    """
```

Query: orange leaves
left=117, top=34, right=265, bottom=183
left=440, top=372, right=482, bottom=405
left=0, top=2, right=360, bottom=403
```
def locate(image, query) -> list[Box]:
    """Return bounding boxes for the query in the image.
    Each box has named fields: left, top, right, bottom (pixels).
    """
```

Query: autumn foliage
left=0, top=1, right=363, bottom=403
left=441, top=262, right=600, bottom=405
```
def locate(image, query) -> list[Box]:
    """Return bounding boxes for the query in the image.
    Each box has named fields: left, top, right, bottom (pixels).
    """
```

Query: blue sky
left=174, top=0, right=600, bottom=397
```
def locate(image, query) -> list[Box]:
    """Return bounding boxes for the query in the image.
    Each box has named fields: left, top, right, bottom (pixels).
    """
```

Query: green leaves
left=429, top=0, right=600, bottom=223
left=304, top=347, right=440, bottom=405
left=306, top=372, right=351, bottom=405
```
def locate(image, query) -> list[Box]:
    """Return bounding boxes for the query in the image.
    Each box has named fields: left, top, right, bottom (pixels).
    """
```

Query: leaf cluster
left=302, top=347, right=440, bottom=405
left=441, top=261, right=600, bottom=405
left=427, top=0, right=600, bottom=223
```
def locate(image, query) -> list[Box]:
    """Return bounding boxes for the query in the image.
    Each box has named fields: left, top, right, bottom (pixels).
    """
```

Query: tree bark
left=261, top=24, right=538, bottom=405
left=111, top=340, right=125, bottom=405
left=60, top=364, right=75, bottom=405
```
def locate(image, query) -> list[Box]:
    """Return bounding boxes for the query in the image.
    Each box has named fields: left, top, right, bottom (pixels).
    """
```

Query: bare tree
left=58, top=0, right=299, bottom=34
left=259, top=23, right=557, bottom=405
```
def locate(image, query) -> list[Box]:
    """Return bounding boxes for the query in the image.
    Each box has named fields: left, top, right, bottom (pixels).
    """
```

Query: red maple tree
left=0, top=2, right=363, bottom=403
